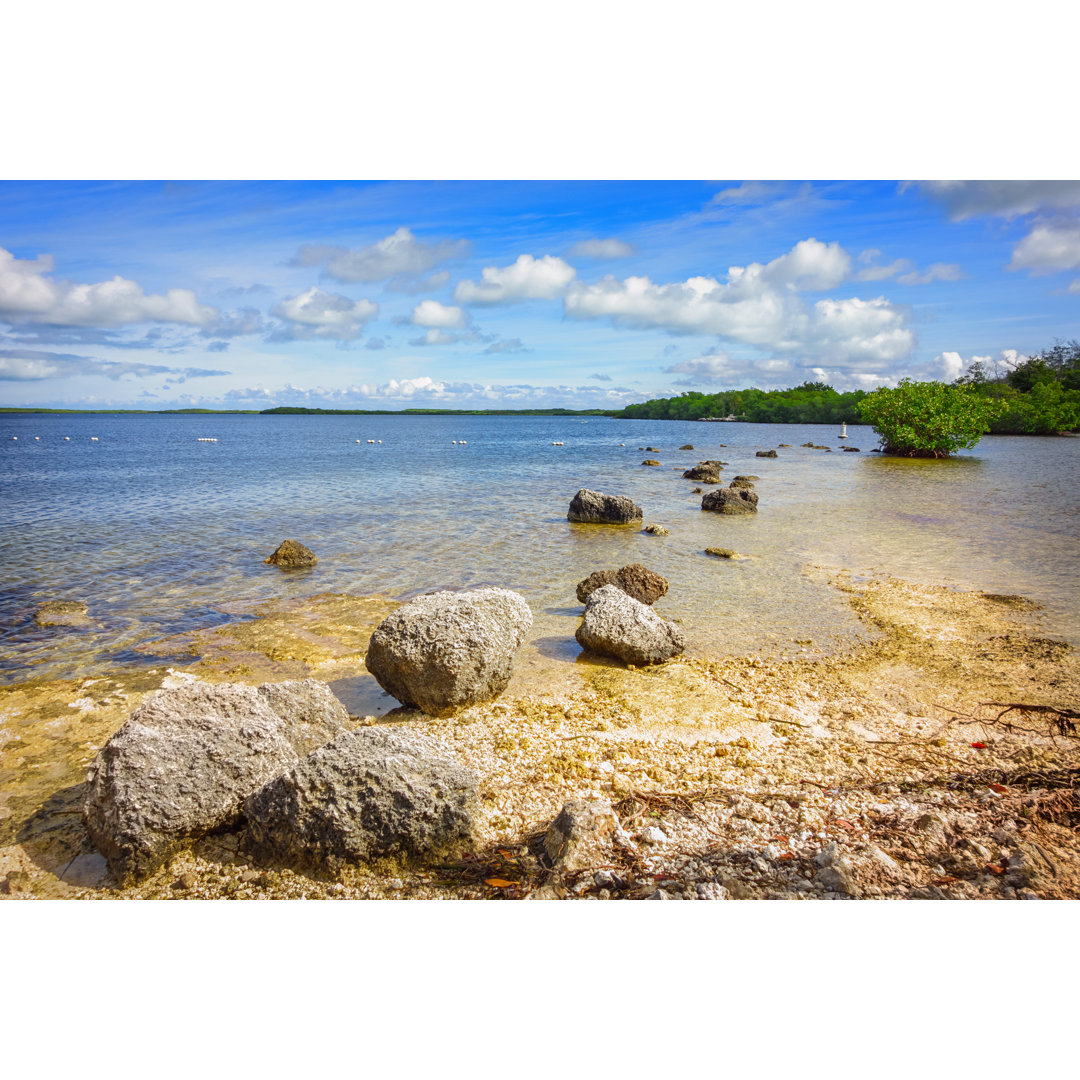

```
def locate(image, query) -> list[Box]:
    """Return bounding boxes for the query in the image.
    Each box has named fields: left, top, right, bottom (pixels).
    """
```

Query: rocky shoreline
left=2, top=570, right=1077, bottom=900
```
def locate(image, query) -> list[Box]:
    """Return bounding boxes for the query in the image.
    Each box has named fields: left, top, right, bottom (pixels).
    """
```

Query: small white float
left=839, top=423, right=848, bottom=439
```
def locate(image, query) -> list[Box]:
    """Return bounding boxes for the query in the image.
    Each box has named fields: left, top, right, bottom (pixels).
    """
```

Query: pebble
left=640, top=826, right=668, bottom=844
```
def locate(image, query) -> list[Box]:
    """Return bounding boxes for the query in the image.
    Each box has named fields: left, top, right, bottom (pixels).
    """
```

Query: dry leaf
left=484, top=878, right=517, bottom=888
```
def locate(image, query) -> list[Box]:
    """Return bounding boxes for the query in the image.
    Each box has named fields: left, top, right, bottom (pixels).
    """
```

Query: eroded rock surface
left=34, top=600, right=92, bottom=627
left=567, top=489, right=643, bottom=524
left=575, top=584, right=685, bottom=666
left=576, top=564, right=669, bottom=606
left=265, top=539, right=317, bottom=568
left=702, top=488, right=758, bottom=515
left=364, top=587, right=532, bottom=716
left=543, top=799, right=622, bottom=872
left=83, top=679, right=347, bottom=883
left=245, top=728, right=477, bottom=870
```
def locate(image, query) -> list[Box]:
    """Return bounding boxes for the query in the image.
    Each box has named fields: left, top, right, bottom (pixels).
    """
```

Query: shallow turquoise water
left=2, top=412, right=1077, bottom=682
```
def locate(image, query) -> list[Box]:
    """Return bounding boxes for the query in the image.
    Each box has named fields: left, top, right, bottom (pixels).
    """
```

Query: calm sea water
left=2, top=412, right=1078, bottom=683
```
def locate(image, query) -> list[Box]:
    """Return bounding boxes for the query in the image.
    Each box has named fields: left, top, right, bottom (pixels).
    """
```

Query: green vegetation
left=615, top=382, right=866, bottom=423
left=857, top=380, right=1003, bottom=457
left=956, top=339, right=1080, bottom=435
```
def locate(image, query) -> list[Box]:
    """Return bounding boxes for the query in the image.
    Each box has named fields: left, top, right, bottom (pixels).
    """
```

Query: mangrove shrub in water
left=857, top=380, right=1002, bottom=458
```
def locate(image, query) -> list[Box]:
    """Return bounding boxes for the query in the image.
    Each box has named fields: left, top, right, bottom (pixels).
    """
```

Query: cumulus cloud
left=218, top=379, right=642, bottom=411
left=0, top=246, right=218, bottom=328
left=0, top=348, right=229, bottom=381
left=665, top=349, right=797, bottom=387
left=567, top=238, right=635, bottom=259
left=410, top=299, right=467, bottom=329
left=454, top=254, right=577, bottom=305
left=896, top=262, right=963, bottom=286
left=563, top=238, right=913, bottom=367
left=907, top=182, right=1080, bottom=278
left=708, top=181, right=786, bottom=206
left=854, top=254, right=962, bottom=285
left=291, top=228, right=470, bottom=284
left=1008, top=220, right=1080, bottom=273
left=589, top=372, right=612, bottom=381
left=270, top=287, right=378, bottom=340
left=907, top=181, right=1080, bottom=221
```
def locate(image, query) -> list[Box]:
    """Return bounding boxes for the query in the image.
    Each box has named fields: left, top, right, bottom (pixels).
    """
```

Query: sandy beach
left=3, top=568, right=1077, bottom=900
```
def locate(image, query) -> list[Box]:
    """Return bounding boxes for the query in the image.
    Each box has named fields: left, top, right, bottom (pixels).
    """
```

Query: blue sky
left=1, top=180, right=1078, bottom=410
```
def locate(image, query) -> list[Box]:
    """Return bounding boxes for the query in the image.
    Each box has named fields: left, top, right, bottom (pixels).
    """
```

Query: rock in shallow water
left=83, top=679, right=348, bottom=884
left=575, top=584, right=685, bottom=666
left=576, top=564, right=669, bottom=605
left=567, top=488, right=643, bottom=524
left=364, top=587, right=532, bottom=717
left=702, top=487, right=758, bottom=515
left=264, top=539, right=317, bottom=567
left=244, top=729, right=477, bottom=870
left=34, top=600, right=93, bottom=627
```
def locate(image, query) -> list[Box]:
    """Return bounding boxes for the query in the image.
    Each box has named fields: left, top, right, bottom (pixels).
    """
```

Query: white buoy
left=356, top=439, right=361, bottom=443
left=34, top=436, right=39, bottom=440
left=839, top=422, right=848, bottom=439
left=11, top=436, right=16, bottom=440
left=367, top=439, right=375, bottom=444
left=452, top=440, right=458, bottom=444
left=377, top=440, right=382, bottom=444
left=460, top=440, right=467, bottom=445
left=90, top=437, right=98, bottom=441
left=64, top=436, right=70, bottom=441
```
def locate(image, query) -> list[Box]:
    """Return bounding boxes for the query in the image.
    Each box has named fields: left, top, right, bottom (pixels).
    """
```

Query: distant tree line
left=613, top=340, right=1080, bottom=436
left=954, top=339, right=1080, bottom=435
left=614, top=382, right=867, bottom=423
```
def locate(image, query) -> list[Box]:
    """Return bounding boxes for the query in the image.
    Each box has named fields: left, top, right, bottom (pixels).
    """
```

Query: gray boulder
left=245, top=728, right=477, bottom=871
left=682, top=461, right=726, bottom=482
left=567, top=489, right=643, bottom=524
left=728, top=478, right=755, bottom=490
left=642, top=523, right=669, bottom=536
left=756, top=449, right=778, bottom=458
left=364, top=587, right=532, bottom=717
left=265, top=539, right=317, bottom=567
left=576, top=564, right=669, bottom=605
left=702, top=487, right=758, bottom=514
left=83, top=679, right=347, bottom=883
left=575, top=584, right=685, bottom=666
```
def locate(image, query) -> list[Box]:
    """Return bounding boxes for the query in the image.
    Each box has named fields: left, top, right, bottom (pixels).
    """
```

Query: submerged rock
left=576, top=564, right=669, bottom=605
left=679, top=444, right=694, bottom=450
left=245, top=728, right=477, bottom=871
left=702, top=487, right=759, bottom=515
left=364, top=587, right=532, bottom=717
left=567, top=489, right=643, bottom=524
left=34, top=600, right=93, bottom=627
left=756, top=449, right=778, bottom=458
left=575, top=584, right=685, bottom=666
left=682, top=463, right=723, bottom=482
left=641, top=459, right=661, bottom=466
left=705, top=547, right=740, bottom=559
left=265, top=539, right=317, bottom=568
left=732, top=474, right=759, bottom=482
left=728, top=478, right=755, bottom=490
left=842, top=446, right=861, bottom=452
left=642, top=523, right=669, bottom=536
left=83, top=679, right=347, bottom=883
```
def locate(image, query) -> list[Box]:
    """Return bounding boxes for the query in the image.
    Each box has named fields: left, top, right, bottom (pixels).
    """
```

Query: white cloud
left=410, top=299, right=466, bottom=328
left=708, top=181, right=784, bottom=205
left=1068, top=279, right=1080, bottom=294
left=271, top=287, right=378, bottom=340
left=292, top=228, right=470, bottom=283
left=563, top=238, right=913, bottom=367
left=409, top=328, right=464, bottom=346
left=0, top=246, right=218, bottom=327
left=665, top=349, right=797, bottom=387
left=0, top=347, right=228, bottom=381
left=855, top=255, right=962, bottom=285
left=1008, top=220, right=1080, bottom=273
left=484, top=338, right=528, bottom=354
left=567, top=238, right=635, bottom=259
left=908, top=181, right=1080, bottom=221
left=220, top=378, right=643, bottom=411
left=895, top=262, right=963, bottom=285
left=199, top=307, right=266, bottom=338
left=454, top=254, right=577, bottom=305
